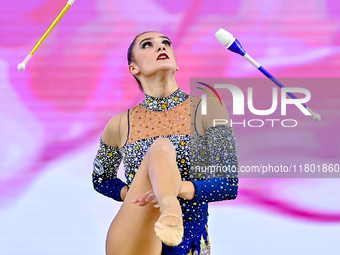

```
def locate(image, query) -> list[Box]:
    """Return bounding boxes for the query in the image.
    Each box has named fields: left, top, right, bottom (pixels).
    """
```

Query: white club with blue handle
left=215, top=28, right=321, bottom=122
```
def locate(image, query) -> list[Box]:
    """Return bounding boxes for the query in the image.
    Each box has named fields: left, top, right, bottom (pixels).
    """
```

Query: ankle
left=158, top=196, right=179, bottom=209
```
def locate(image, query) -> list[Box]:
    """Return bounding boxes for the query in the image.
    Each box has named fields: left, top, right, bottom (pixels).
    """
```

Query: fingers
left=133, top=197, right=149, bottom=206
left=132, top=189, right=158, bottom=206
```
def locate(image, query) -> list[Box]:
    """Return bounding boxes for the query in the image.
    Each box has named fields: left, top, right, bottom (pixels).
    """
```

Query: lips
left=157, top=53, right=169, bottom=60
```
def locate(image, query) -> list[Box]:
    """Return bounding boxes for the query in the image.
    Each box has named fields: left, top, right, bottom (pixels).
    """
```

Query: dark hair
left=127, top=31, right=155, bottom=92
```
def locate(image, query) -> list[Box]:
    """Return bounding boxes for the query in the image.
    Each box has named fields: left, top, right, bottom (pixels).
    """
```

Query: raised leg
left=106, top=137, right=183, bottom=255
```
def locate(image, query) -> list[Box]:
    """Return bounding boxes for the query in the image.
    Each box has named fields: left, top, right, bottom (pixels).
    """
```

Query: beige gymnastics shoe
left=154, top=214, right=184, bottom=246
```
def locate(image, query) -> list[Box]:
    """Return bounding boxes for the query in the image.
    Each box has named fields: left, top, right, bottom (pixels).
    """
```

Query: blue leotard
left=93, top=88, right=239, bottom=255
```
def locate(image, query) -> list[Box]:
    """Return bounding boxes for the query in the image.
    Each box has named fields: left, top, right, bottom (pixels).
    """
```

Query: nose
left=157, top=45, right=166, bottom=52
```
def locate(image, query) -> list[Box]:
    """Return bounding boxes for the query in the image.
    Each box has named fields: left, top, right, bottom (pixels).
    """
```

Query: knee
left=150, top=137, right=176, bottom=155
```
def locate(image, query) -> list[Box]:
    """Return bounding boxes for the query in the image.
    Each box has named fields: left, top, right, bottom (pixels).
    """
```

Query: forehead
left=135, top=32, right=168, bottom=43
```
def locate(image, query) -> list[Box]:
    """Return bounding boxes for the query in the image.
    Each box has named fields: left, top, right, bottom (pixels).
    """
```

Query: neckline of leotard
left=141, top=88, right=189, bottom=111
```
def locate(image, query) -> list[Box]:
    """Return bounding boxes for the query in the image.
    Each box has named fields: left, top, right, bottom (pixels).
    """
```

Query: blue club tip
left=228, top=39, right=246, bottom=56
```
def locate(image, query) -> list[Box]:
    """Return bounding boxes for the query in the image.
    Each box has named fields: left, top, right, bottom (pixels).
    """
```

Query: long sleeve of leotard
left=92, top=139, right=127, bottom=202
left=190, top=125, right=239, bottom=203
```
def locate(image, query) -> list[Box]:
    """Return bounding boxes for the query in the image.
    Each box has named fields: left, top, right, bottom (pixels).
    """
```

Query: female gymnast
left=92, top=31, right=239, bottom=255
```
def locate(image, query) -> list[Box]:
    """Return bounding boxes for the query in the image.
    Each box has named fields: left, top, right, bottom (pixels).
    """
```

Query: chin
left=158, top=63, right=173, bottom=70
left=158, top=63, right=179, bottom=74
left=145, top=65, right=176, bottom=76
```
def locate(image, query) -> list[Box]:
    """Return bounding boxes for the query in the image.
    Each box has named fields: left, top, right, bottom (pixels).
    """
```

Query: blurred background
left=0, top=0, right=340, bottom=254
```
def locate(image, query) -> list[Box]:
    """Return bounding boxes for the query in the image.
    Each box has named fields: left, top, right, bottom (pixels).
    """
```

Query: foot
left=154, top=197, right=184, bottom=246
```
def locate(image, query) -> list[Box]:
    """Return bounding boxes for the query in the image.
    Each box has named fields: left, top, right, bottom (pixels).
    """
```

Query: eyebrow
left=139, top=36, right=172, bottom=46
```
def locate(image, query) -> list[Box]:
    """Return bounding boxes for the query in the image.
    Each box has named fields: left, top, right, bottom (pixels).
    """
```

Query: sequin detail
left=92, top=139, right=127, bottom=202
left=142, top=88, right=189, bottom=111
left=93, top=139, right=122, bottom=178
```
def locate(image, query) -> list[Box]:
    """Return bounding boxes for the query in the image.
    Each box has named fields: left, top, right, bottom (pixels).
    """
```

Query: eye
left=163, top=40, right=172, bottom=46
left=142, top=41, right=152, bottom=49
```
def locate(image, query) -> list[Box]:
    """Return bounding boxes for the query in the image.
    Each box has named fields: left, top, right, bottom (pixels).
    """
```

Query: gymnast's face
left=129, top=32, right=179, bottom=79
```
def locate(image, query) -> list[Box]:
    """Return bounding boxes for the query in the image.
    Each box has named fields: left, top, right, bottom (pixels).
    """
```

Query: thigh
left=106, top=151, right=162, bottom=255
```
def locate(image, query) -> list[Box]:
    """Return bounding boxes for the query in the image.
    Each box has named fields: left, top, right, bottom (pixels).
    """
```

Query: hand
left=132, top=189, right=160, bottom=208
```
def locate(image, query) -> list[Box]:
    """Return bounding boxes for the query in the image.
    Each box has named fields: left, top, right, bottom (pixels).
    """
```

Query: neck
left=140, top=71, right=178, bottom=97
left=142, top=86, right=188, bottom=111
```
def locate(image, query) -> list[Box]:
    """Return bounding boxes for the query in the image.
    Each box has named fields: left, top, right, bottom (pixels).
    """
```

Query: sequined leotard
left=93, top=88, right=239, bottom=255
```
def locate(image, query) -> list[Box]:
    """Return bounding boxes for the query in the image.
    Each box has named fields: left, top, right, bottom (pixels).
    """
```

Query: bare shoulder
left=101, top=110, right=129, bottom=148
left=203, top=96, right=230, bottom=130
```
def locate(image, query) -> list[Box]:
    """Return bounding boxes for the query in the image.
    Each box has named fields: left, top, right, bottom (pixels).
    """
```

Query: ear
left=129, top=63, right=140, bottom=75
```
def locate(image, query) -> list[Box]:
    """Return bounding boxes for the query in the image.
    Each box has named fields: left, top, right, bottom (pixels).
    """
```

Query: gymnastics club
left=17, top=0, right=76, bottom=71
left=215, top=28, right=321, bottom=122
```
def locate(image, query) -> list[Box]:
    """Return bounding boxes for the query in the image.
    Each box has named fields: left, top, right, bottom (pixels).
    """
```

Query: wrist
left=178, top=181, right=195, bottom=200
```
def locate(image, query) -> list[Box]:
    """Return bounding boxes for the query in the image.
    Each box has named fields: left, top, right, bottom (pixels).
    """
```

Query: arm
left=188, top=97, right=239, bottom=203
left=92, top=112, right=128, bottom=202
left=190, top=125, right=239, bottom=203
left=178, top=181, right=195, bottom=200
